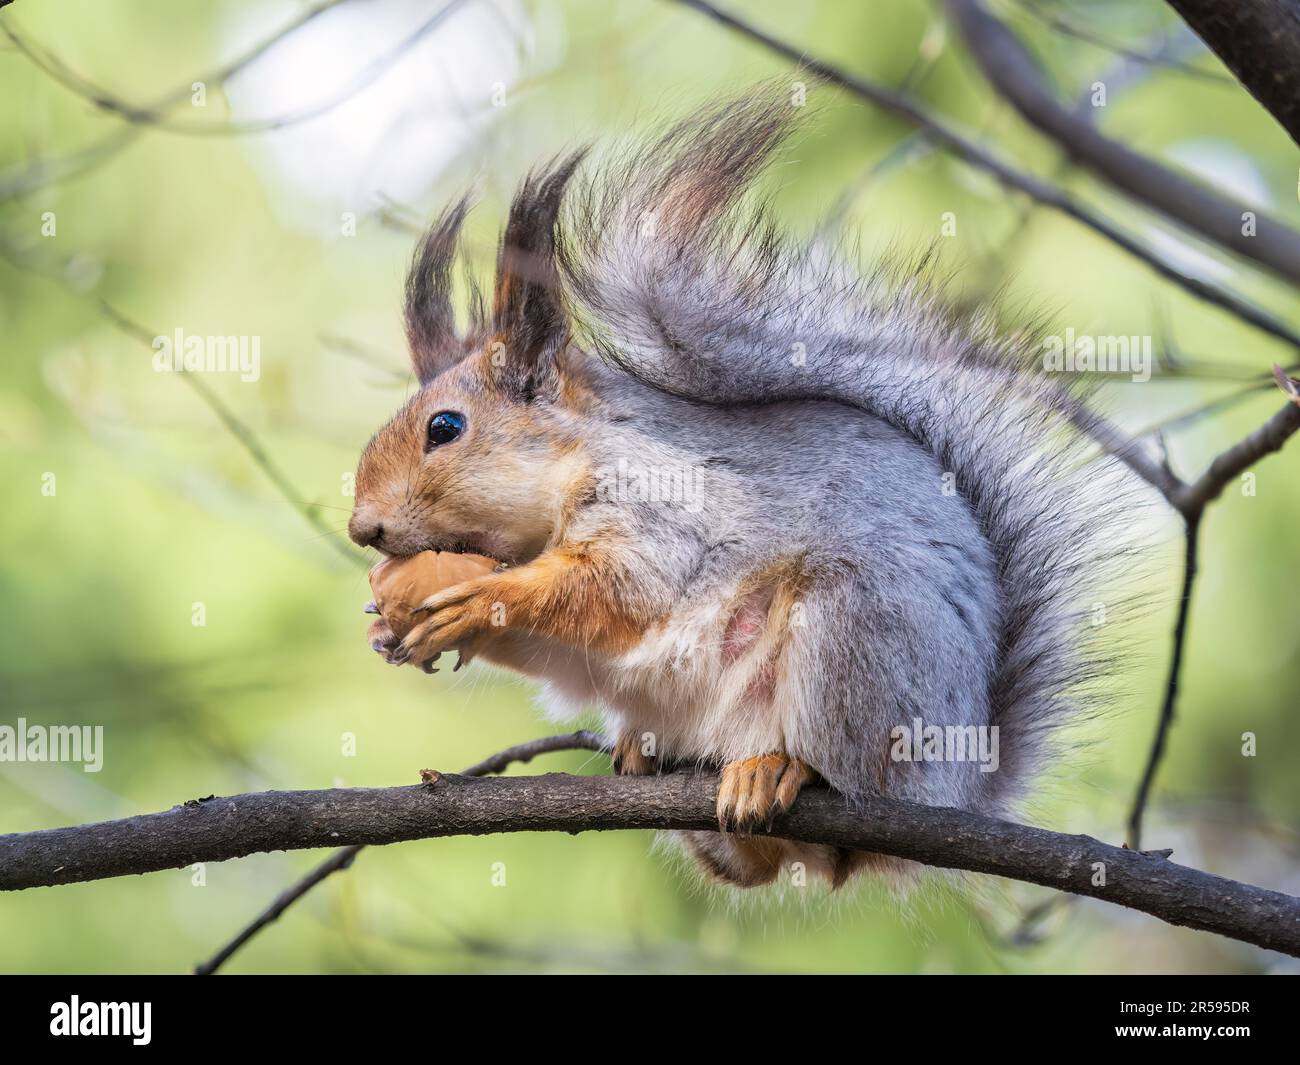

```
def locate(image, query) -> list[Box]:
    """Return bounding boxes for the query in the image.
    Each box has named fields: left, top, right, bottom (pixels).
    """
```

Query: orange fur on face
left=350, top=350, right=588, bottom=564
left=352, top=336, right=658, bottom=666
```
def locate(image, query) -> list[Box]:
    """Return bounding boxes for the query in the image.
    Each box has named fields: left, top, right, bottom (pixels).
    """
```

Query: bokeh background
left=1, top=0, right=1297, bottom=974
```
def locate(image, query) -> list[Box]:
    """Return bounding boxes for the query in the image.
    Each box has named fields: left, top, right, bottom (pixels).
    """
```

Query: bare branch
left=1276, top=364, right=1300, bottom=406
left=3, top=772, right=1298, bottom=956
left=456, top=730, right=609, bottom=777
left=1127, top=521, right=1200, bottom=850
left=1011, top=1, right=1232, bottom=85
left=1131, top=380, right=1279, bottom=440
left=318, top=333, right=408, bottom=383
left=1062, top=398, right=1186, bottom=502
left=1165, top=0, right=1300, bottom=148
left=0, top=0, right=352, bottom=201
left=192, top=839, right=361, bottom=978
left=194, top=730, right=610, bottom=974
left=1173, top=401, right=1300, bottom=515
left=1126, top=387, right=1300, bottom=848
left=2, top=0, right=470, bottom=139
left=1076, top=392, right=1300, bottom=519
left=11, top=0, right=471, bottom=137
left=99, top=302, right=365, bottom=568
left=670, top=0, right=1300, bottom=355
left=948, top=0, right=1300, bottom=286
left=682, top=1, right=1300, bottom=565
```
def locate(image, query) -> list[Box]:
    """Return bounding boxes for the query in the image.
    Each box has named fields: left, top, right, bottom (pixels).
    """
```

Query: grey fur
left=555, top=96, right=1139, bottom=811
left=368, top=93, right=1147, bottom=888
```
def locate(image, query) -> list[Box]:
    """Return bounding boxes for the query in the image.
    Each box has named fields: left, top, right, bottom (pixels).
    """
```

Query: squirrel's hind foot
left=611, top=730, right=660, bottom=775
left=716, top=754, right=813, bottom=832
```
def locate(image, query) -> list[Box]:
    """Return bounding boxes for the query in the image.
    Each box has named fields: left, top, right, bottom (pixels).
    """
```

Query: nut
left=368, top=551, right=498, bottom=638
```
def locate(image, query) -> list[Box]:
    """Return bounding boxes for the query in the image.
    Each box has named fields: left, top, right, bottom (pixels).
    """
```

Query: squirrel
left=348, top=95, right=1138, bottom=889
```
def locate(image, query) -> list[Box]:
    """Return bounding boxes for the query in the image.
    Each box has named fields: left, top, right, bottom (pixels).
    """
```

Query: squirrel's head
left=349, top=154, right=593, bottom=565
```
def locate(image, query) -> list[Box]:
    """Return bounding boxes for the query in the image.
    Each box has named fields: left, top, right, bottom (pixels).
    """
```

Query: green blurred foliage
left=1, top=0, right=1297, bottom=974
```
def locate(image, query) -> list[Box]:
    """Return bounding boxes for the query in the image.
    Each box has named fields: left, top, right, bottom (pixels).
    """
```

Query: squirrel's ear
left=404, top=195, right=478, bottom=386
left=488, top=149, right=586, bottom=400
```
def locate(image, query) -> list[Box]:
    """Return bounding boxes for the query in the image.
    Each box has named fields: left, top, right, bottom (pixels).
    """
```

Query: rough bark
left=2, top=772, right=1297, bottom=957
left=1167, top=0, right=1300, bottom=148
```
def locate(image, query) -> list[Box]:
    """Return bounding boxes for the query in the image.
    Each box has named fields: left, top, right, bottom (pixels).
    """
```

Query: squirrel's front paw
left=368, top=615, right=399, bottom=656
left=717, top=754, right=813, bottom=832
left=392, top=577, right=502, bottom=667
left=367, top=613, right=440, bottom=672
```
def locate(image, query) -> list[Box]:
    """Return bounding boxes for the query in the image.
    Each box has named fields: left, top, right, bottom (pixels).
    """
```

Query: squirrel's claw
left=716, top=754, right=813, bottom=832
left=368, top=617, right=400, bottom=656
left=369, top=617, right=439, bottom=671
left=397, top=585, right=494, bottom=666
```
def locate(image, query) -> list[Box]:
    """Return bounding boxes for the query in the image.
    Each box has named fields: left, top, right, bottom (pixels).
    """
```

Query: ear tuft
left=489, top=149, right=587, bottom=398
left=404, top=194, right=475, bottom=385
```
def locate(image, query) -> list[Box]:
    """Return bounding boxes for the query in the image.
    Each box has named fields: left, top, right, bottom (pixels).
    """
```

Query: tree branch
left=1127, top=520, right=1200, bottom=850
left=1173, top=400, right=1300, bottom=515
left=1165, top=0, right=1300, bottom=148
left=0, top=0, right=351, bottom=201
left=1080, top=398, right=1300, bottom=518
left=947, top=0, right=1300, bottom=287
left=3, top=0, right=472, bottom=137
left=98, top=301, right=365, bottom=569
left=1012, top=1, right=1232, bottom=86
left=3, top=772, right=1298, bottom=956
left=193, top=730, right=609, bottom=974
left=671, top=0, right=1300, bottom=355
left=193, top=837, right=362, bottom=977
left=1122, top=390, right=1300, bottom=849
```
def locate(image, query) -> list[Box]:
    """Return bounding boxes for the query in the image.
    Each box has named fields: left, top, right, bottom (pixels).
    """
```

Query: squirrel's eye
left=426, top=410, right=465, bottom=448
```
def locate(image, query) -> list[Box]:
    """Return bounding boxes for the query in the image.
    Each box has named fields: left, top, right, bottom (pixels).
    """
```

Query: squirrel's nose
left=348, top=516, right=385, bottom=549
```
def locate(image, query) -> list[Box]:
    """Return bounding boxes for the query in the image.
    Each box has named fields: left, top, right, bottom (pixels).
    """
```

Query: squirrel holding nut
left=349, top=95, right=1137, bottom=888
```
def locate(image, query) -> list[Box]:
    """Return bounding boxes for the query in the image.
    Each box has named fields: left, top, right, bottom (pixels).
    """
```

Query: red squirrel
left=349, top=95, right=1137, bottom=888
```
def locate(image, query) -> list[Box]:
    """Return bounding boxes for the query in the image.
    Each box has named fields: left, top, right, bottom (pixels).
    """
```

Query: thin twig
left=0, top=0, right=354, bottom=201
left=947, top=0, right=1300, bottom=285
left=1011, top=0, right=1231, bottom=85
left=3, top=0, right=471, bottom=136
left=194, top=730, right=609, bottom=974
left=100, top=301, right=365, bottom=567
left=1276, top=364, right=1300, bottom=407
left=670, top=0, right=1300, bottom=355
left=1172, top=401, right=1300, bottom=515
left=193, top=842, right=363, bottom=977
left=1124, top=390, right=1300, bottom=848
left=1077, top=392, right=1300, bottom=516
left=318, top=333, right=408, bottom=382
left=1062, top=398, right=1185, bottom=502
left=1126, top=519, right=1200, bottom=850
left=1132, top=380, right=1278, bottom=439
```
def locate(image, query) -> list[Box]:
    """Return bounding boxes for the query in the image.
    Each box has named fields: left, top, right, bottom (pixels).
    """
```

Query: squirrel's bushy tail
left=557, top=94, right=1146, bottom=815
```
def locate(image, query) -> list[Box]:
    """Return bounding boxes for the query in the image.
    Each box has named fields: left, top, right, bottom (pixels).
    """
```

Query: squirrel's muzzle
left=348, top=513, right=384, bottom=550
